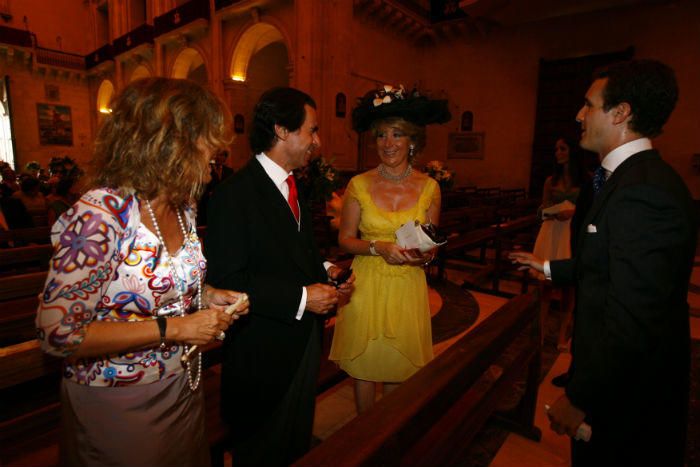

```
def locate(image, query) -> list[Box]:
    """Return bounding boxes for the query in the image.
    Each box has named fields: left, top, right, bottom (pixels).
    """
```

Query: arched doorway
left=96, top=79, right=115, bottom=115
left=229, top=22, right=288, bottom=85
left=171, top=47, right=208, bottom=86
left=130, top=64, right=151, bottom=83
left=227, top=23, right=290, bottom=165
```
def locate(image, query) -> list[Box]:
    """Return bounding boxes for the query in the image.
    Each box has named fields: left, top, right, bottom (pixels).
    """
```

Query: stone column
left=209, top=0, right=224, bottom=98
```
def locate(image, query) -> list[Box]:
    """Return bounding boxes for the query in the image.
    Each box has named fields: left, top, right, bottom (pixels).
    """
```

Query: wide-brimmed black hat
left=352, top=85, right=451, bottom=133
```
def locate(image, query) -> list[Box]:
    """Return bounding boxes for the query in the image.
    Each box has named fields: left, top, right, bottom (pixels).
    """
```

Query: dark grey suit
left=550, top=149, right=697, bottom=466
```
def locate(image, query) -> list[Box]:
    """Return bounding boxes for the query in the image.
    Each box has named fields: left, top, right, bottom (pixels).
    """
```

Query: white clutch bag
left=395, top=220, right=447, bottom=253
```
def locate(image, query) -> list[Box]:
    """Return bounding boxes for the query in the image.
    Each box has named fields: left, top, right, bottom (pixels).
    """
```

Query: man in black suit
left=206, top=87, right=352, bottom=466
left=511, top=60, right=697, bottom=466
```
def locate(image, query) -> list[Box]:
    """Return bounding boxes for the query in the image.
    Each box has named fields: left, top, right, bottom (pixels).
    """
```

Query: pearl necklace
left=378, top=163, right=412, bottom=183
left=145, top=199, right=203, bottom=392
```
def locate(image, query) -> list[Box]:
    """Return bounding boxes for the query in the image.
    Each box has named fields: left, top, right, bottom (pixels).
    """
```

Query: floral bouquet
left=424, top=160, right=454, bottom=190
left=372, top=84, right=409, bottom=107
left=296, top=156, right=343, bottom=204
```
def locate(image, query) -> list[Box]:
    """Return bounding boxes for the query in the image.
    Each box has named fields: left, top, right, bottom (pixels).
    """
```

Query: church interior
left=1, top=0, right=699, bottom=465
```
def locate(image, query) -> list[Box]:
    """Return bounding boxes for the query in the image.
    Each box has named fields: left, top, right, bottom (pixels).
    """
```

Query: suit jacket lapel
left=248, top=159, right=316, bottom=277
left=577, top=150, right=660, bottom=252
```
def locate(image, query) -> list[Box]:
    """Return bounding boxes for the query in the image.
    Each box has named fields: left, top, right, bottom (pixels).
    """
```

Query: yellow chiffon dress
left=329, top=172, right=437, bottom=382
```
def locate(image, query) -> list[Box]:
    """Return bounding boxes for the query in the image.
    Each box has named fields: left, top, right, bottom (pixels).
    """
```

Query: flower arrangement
left=296, top=156, right=343, bottom=204
left=372, top=84, right=408, bottom=107
left=424, top=160, right=455, bottom=190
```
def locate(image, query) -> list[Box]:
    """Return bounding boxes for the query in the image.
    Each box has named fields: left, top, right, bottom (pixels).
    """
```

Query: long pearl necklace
left=145, top=199, right=203, bottom=391
left=378, top=163, right=412, bottom=183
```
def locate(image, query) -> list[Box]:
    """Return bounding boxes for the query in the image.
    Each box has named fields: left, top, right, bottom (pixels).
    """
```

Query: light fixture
left=99, top=107, right=112, bottom=114
left=231, top=75, right=246, bottom=82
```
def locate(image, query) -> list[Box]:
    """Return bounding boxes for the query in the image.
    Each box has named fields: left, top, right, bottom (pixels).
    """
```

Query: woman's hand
left=555, top=209, right=575, bottom=221
left=401, top=248, right=436, bottom=266
left=376, top=241, right=415, bottom=265
left=205, top=285, right=250, bottom=317
left=169, top=308, right=234, bottom=346
left=327, top=265, right=355, bottom=307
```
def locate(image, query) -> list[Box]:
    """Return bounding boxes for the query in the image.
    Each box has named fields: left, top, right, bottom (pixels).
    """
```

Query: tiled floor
left=312, top=251, right=700, bottom=466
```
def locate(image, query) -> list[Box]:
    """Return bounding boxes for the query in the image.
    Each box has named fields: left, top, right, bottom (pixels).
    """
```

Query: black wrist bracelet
left=156, top=316, right=167, bottom=350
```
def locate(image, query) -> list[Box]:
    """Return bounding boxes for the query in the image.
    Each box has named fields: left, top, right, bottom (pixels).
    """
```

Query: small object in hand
left=419, top=221, right=447, bottom=245
left=544, top=404, right=592, bottom=442
left=332, top=268, right=353, bottom=288
left=224, top=293, right=249, bottom=316
left=182, top=293, right=249, bottom=364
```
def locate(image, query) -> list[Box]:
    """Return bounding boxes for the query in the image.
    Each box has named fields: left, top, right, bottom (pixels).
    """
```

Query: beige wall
left=425, top=1, right=700, bottom=197
left=3, top=69, right=92, bottom=170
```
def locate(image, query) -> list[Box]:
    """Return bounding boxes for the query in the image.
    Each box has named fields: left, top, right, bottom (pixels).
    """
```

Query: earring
left=409, top=145, right=415, bottom=159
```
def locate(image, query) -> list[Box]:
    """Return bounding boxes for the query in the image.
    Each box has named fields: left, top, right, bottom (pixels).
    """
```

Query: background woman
left=329, top=86, right=450, bottom=413
left=533, top=136, right=584, bottom=350
left=35, top=78, right=248, bottom=466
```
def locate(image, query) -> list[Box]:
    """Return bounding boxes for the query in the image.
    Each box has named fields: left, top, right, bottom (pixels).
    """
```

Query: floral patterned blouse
left=36, top=188, right=206, bottom=387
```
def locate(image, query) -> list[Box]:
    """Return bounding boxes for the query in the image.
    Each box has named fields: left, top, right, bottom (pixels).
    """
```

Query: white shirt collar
left=601, top=138, right=652, bottom=174
left=255, top=152, right=293, bottom=195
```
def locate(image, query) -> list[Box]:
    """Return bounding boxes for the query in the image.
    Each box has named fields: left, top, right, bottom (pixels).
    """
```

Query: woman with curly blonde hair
left=36, top=78, right=248, bottom=466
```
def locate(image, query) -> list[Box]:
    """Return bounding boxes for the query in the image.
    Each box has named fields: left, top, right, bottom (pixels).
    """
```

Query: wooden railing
left=294, top=292, right=542, bottom=466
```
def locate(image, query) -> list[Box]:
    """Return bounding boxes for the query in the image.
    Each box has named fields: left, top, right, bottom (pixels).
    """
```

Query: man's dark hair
left=594, top=59, right=678, bottom=138
left=249, top=87, right=316, bottom=155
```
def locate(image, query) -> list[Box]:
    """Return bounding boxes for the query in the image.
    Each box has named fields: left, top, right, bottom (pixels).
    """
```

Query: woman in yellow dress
left=329, top=86, right=450, bottom=413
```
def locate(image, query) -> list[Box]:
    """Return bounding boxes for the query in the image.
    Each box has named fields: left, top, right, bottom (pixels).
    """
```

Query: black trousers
left=232, top=321, right=322, bottom=467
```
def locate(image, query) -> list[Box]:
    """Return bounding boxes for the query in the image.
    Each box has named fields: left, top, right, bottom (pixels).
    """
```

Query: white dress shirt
left=255, top=153, right=333, bottom=319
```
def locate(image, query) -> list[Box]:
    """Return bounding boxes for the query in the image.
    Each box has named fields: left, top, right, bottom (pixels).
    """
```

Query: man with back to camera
left=205, top=87, right=354, bottom=466
left=510, top=59, right=697, bottom=466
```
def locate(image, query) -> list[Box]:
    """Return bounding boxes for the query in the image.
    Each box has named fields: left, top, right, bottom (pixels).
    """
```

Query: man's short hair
left=594, top=59, right=678, bottom=138
left=249, top=87, right=316, bottom=155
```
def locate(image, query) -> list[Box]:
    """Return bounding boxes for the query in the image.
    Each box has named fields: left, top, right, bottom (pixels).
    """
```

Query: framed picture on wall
left=447, top=132, right=484, bottom=159
left=37, top=103, right=73, bottom=146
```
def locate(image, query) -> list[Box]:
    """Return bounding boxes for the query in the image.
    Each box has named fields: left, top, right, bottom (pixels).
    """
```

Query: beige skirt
left=60, top=372, right=209, bottom=467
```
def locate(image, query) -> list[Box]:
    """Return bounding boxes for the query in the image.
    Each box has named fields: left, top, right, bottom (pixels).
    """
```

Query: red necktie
left=286, top=175, right=300, bottom=223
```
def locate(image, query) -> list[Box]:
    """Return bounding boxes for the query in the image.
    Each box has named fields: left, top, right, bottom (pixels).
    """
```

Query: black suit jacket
left=205, top=158, right=327, bottom=435
left=550, top=149, right=697, bottom=463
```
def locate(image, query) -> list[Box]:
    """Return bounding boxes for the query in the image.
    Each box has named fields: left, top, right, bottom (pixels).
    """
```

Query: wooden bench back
left=0, top=227, right=51, bottom=246
left=294, top=292, right=541, bottom=466
left=0, top=244, right=53, bottom=272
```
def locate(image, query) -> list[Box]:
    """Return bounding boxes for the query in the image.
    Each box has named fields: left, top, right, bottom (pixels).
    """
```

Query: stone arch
left=171, top=47, right=208, bottom=85
left=129, top=64, right=152, bottom=82
left=228, top=22, right=288, bottom=83
left=96, top=79, right=115, bottom=114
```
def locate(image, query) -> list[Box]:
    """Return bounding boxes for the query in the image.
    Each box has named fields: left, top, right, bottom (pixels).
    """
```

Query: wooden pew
left=294, top=292, right=542, bottom=466
left=0, top=226, right=51, bottom=247
left=0, top=244, right=53, bottom=274
left=0, top=313, right=345, bottom=466
left=0, top=271, right=47, bottom=346
left=0, top=341, right=229, bottom=467
left=489, top=214, right=539, bottom=294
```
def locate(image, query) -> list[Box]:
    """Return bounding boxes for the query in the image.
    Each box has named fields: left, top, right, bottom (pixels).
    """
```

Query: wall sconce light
left=460, top=111, right=473, bottom=132
left=231, top=75, right=246, bottom=82
left=335, top=92, right=346, bottom=118
left=234, top=114, right=245, bottom=134
left=99, top=107, right=112, bottom=114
